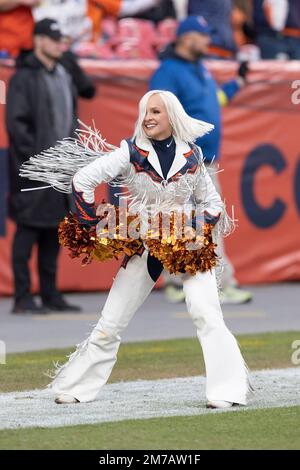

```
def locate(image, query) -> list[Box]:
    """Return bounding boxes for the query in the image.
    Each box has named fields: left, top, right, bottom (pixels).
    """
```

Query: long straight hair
left=133, top=90, right=214, bottom=144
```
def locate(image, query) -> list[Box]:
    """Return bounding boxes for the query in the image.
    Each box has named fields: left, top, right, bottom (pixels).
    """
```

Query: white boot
left=183, top=270, right=250, bottom=406
left=206, top=400, right=234, bottom=409
left=55, top=394, right=79, bottom=404
left=50, top=250, right=157, bottom=403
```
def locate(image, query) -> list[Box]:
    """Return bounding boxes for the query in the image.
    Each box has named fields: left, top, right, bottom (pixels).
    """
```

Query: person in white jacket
left=37, top=90, right=250, bottom=408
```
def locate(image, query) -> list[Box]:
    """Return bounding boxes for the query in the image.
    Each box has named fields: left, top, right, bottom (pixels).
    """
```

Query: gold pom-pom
left=58, top=213, right=98, bottom=266
left=58, top=209, right=218, bottom=275
left=58, top=211, right=142, bottom=266
left=144, top=213, right=218, bottom=276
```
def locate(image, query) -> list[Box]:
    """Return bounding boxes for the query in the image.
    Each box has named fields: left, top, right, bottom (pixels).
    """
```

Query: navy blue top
left=151, top=136, right=176, bottom=180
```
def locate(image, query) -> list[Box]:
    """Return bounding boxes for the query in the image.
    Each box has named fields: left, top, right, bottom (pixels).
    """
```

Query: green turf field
left=0, top=407, right=299, bottom=450
left=0, top=331, right=299, bottom=450
left=0, top=331, right=298, bottom=393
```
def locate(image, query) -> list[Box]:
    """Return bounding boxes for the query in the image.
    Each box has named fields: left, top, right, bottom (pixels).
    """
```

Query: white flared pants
left=50, top=250, right=249, bottom=404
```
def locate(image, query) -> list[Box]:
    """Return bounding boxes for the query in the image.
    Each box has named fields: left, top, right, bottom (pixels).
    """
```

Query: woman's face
left=143, top=94, right=172, bottom=140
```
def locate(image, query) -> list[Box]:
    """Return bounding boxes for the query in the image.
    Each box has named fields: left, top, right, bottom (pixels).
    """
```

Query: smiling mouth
left=144, top=124, right=157, bottom=129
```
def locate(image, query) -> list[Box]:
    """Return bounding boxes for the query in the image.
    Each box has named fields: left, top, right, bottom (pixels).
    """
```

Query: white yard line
left=0, top=368, right=299, bottom=430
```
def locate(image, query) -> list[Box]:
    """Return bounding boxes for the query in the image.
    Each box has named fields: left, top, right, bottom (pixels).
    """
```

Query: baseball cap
left=176, top=15, right=212, bottom=38
left=33, top=18, right=63, bottom=41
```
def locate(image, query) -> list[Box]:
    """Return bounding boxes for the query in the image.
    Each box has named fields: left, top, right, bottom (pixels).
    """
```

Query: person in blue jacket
left=149, top=15, right=252, bottom=305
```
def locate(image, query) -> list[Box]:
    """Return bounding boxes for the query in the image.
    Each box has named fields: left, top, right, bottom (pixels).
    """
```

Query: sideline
left=0, top=368, right=299, bottom=430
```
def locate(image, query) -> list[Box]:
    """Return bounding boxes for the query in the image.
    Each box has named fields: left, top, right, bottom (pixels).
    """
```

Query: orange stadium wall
left=0, top=60, right=300, bottom=295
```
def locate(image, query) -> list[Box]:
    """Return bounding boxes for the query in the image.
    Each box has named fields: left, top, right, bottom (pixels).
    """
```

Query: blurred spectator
left=88, top=0, right=120, bottom=40
left=33, top=0, right=92, bottom=44
left=0, top=0, right=40, bottom=58
left=112, top=17, right=158, bottom=58
left=5, top=18, right=95, bottom=314
left=34, top=1, right=163, bottom=44
left=88, top=0, right=161, bottom=41
left=172, top=0, right=188, bottom=19
left=188, top=0, right=237, bottom=58
left=150, top=15, right=253, bottom=304
left=233, top=1, right=261, bottom=61
left=120, top=0, right=176, bottom=24
left=232, top=0, right=254, bottom=47
left=253, top=0, right=300, bottom=59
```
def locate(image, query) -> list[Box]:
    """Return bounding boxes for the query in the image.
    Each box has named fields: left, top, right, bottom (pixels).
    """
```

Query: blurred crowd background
left=1, top=0, right=300, bottom=61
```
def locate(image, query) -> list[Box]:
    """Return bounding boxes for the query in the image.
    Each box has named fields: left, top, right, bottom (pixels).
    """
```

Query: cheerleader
left=21, top=90, right=250, bottom=408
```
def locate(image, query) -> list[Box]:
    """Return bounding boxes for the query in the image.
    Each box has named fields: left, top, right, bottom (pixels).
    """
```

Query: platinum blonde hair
left=133, top=90, right=214, bottom=143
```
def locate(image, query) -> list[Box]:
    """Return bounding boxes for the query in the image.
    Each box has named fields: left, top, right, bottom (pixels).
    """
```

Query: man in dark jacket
left=6, top=18, right=94, bottom=313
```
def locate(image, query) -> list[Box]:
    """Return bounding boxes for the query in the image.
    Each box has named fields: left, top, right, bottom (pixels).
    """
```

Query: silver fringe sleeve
left=19, top=121, right=117, bottom=193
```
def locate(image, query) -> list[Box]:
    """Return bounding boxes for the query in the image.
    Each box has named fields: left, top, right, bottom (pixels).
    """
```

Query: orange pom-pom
left=58, top=210, right=218, bottom=275
left=58, top=212, right=142, bottom=266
